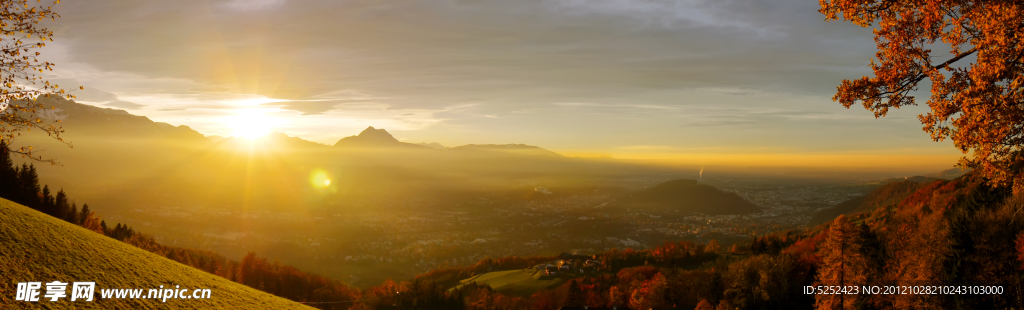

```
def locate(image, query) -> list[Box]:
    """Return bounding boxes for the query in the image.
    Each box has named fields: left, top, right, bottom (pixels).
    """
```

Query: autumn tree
left=820, top=0, right=1024, bottom=192
left=815, top=215, right=876, bottom=310
left=629, top=272, right=668, bottom=310
left=0, top=0, right=77, bottom=162
left=705, top=239, right=721, bottom=254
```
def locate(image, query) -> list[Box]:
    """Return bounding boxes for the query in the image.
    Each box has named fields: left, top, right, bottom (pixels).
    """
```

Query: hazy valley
left=10, top=97, right=960, bottom=287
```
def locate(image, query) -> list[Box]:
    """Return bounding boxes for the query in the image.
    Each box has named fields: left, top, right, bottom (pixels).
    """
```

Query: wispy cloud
left=551, top=102, right=678, bottom=110
left=105, top=101, right=145, bottom=109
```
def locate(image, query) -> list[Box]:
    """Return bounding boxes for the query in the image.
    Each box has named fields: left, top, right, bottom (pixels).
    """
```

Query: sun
left=231, top=118, right=272, bottom=139
left=223, top=110, right=280, bottom=140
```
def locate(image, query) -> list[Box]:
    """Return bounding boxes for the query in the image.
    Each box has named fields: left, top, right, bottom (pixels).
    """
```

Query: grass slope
left=454, top=269, right=569, bottom=297
left=0, top=198, right=314, bottom=309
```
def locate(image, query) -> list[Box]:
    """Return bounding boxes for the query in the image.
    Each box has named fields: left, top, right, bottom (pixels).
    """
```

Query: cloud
left=37, top=0, right=949, bottom=156
left=53, top=0, right=875, bottom=112
left=552, top=102, right=678, bottom=110
left=224, top=0, right=287, bottom=10
left=46, top=79, right=118, bottom=102
left=105, top=101, right=146, bottom=109
left=262, top=100, right=362, bottom=115
left=255, top=90, right=395, bottom=115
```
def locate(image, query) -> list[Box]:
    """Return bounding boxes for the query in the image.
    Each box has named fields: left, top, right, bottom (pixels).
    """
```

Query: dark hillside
left=810, top=179, right=932, bottom=224
left=620, top=179, right=759, bottom=215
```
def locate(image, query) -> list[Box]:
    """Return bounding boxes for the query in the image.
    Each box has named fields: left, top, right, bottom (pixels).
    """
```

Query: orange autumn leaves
left=820, top=0, right=1024, bottom=192
left=0, top=0, right=76, bottom=162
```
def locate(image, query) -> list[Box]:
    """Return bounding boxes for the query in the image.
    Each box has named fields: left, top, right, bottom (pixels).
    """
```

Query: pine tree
left=66, top=203, right=79, bottom=224
left=54, top=189, right=68, bottom=221
left=0, top=142, right=18, bottom=199
left=15, top=164, right=40, bottom=209
left=40, top=185, right=52, bottom=214
left=815, top=215, right=872, bottom=310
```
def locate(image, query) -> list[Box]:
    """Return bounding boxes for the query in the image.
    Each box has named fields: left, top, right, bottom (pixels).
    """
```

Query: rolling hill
left=0, top=198, right=314, bottom=309
left=620, top=179, right=760, bottom=215
left=810, top=179, right=934, bottom=224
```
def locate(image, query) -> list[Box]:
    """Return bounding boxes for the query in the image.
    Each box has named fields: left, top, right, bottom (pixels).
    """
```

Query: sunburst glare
left=223, top=109, right=283, bottom=139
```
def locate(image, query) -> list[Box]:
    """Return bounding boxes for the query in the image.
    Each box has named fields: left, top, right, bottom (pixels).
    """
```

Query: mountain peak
left=356, top=126, right=399, bottom=142
left=334, top=126, right=418, bottom=148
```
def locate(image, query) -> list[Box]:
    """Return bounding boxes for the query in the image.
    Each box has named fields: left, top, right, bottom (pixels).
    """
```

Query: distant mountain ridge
left=621, top=179, right=760, bottom=215
left=329, top=126, right=565, bottom=157
left=333, top=126, right=428, bottom=149
left=30, top=96, right=209, bottom=142
left=27, top=98, right=565, bottom=157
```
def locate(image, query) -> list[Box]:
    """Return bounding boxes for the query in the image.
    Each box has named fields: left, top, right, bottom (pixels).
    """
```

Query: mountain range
left=26, top=96, right=564, bottom=156
left=14, top=98, right=672, bottom=214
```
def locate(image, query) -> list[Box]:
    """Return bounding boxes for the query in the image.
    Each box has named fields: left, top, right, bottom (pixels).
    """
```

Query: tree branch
left=911, top=47, right=978, bottom=85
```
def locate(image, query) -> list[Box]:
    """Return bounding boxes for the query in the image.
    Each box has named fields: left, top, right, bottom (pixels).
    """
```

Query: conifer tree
left=40, top=184, right=51, bottom=214
left=66, top=202, right=78, bottom=224
left=0, top=143, right=17, bottom=199
left=54, top=189, right=68, bottom=220
left=815, top=215, right=872, bottom=310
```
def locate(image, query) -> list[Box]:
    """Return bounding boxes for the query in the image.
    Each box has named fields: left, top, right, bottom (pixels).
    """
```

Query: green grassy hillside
left=453, top=269, right=570, bottom=297
left=0, top=198, right=315, bottom=309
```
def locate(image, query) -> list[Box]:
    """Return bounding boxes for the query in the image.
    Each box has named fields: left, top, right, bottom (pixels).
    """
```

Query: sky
left=40, top=0, right=965, bottom=169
